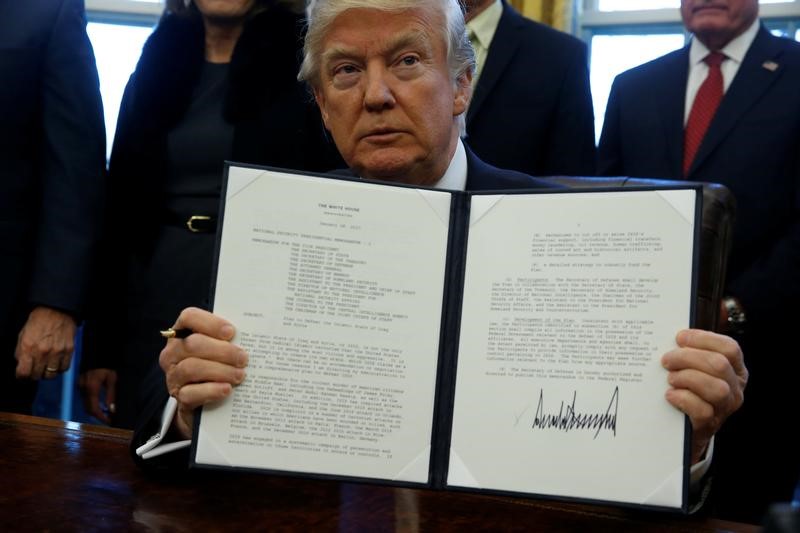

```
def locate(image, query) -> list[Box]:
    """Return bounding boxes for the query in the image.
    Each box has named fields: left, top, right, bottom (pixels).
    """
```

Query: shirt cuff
left=688, top=436, right=714, bottom=513
left=690, top=435, right=714, bottom=486
left=135, top=396, right=191, bottom=459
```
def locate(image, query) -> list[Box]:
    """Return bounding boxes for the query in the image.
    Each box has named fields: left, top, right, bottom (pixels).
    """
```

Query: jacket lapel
left=688, top=27, right=785, bottom=176
left=465, top=145, right=515, bottom=190
left=465, top=147, right=492, bottom=190
left=655, top=48, right=690, bottom=178
left=467, top=1, right=522, bottom=124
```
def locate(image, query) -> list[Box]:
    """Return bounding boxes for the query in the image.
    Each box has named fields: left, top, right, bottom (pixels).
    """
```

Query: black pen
left=160, top=328, right=193, bottom=339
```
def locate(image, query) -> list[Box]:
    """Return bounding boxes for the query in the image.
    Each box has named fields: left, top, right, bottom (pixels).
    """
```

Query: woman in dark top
left=80, top=0, right=342, bottom=428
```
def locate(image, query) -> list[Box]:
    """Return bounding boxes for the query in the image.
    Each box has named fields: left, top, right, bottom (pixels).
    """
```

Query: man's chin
left=349, top=147, right=441, bottom=186
left=688, top=11, right=733, bottom=37
left=693, top=24, right=737, bottom=49
left=352, top=155, right=416, bottom=183
left=361, top=168, right=412, bottom=183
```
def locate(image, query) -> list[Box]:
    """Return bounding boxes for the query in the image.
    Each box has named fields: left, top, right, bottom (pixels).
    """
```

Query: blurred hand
left=79, top=368, right=117, bottom=424
left=160, top=307, right=247, bottom=439
left=662, top=329, right=747, bottom=464
left=15, top=306, right=77, bottom=380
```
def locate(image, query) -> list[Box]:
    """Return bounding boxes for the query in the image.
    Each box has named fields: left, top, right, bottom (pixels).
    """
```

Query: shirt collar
left=433, top=139, right=468, bottom=191
left=466, top=0, right=503, bottom=50
left=689, top=18, right=760, bottom=66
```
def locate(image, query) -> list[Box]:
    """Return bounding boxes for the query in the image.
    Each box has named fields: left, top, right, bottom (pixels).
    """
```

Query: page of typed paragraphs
left=448, top=190, right=696, bottom=508
left=195, top=167, right=452, bottom=483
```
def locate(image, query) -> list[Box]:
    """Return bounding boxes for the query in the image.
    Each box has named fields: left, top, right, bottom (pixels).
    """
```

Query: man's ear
left=313, top=87, right=330, bottom=128
left=453, top=69, right=473, bottom=116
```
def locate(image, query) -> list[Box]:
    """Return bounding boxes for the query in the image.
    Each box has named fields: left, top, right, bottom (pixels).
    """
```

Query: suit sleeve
left=544, top=41, right=596, bottom=176
left=28, top=0, right=107, bottom=317
left=596, top=76, right=624, bottom=177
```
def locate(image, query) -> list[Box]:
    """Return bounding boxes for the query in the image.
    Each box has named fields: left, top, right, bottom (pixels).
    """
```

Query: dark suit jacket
left=130, top=147, right=558, bottom=470
left=465, top=1, right=596, bottom=176
left=0, top=1, right=105, bottom=351
left=598, top=26, right=800, bottom=522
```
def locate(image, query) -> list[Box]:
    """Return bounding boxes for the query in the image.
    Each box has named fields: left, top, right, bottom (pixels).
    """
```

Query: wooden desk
left=0, top=413, right=758, bottom=532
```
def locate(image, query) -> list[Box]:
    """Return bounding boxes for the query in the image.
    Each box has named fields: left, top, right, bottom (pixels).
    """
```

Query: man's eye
left=334, top=64, right=358, bottom=76
left=399, top=55, right=419, bottom=66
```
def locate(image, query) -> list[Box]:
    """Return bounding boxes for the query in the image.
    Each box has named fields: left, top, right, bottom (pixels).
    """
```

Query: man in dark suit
left=598, top=0, right=800, bottom=523
left=131, top=1, right=747, bottom=485
left=0, top=0, right=106, bottom=412
left=463, top=0, right=595, bottom=176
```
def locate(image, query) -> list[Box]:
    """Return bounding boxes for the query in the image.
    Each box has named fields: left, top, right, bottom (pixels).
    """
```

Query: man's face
left=680, top=0, right=759, bottom=50
left=313, top=7, right=470, bottom=186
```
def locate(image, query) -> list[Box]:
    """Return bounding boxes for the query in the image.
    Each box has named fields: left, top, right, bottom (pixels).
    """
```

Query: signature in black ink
left=531, top=387, right=619, bottom=438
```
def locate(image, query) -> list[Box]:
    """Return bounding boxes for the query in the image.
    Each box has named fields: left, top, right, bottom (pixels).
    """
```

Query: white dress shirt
left=433, top=138, right=468, bottom=191
left=466, top=0, right=503, bottom=86
left=684, top=19, right=760, bottom=125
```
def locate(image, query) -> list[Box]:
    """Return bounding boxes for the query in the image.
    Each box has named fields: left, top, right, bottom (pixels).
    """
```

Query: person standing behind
left=463, top=0, right=595, bottom=176
left=0, top=0, right=106, bottom=413
left=598, top=0, right=800, bottom=523
left=79, top=0, right=342, bottom=429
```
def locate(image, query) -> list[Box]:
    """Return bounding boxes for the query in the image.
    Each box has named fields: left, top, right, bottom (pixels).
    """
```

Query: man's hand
left=662, top=329, right=748, bottom=464
left=160, top=307, right=248, bottom=439
left=15, top=306, right=77, bottom=380
left=79, top=369, right=117, bottom=424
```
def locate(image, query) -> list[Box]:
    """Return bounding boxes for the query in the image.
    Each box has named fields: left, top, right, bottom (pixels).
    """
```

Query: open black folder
left=192, top=163, right=701, bottom=512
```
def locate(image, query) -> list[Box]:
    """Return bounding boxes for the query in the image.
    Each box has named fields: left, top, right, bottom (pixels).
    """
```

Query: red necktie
left=683, top=52, right=725, bottom=176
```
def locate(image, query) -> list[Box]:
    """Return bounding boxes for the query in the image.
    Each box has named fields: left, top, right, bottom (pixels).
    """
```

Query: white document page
left=195, top=166, right=452, bottom=483
left=448, top=189, right=696, bottom=508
